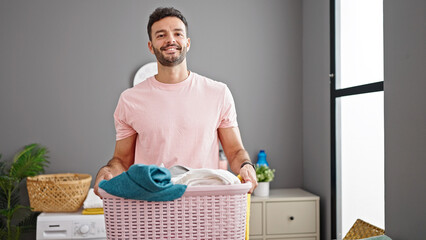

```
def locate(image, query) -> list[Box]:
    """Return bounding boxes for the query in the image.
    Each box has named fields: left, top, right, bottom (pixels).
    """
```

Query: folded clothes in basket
left=171, top=168, right=241, bottom=186
left=99, top=164, right=187, bottom=201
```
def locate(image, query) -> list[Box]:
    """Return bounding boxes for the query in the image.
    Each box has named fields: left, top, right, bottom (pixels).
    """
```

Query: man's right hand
left=93, top=166, right=115, bottom=198
left=94, top=135, right=137, bottom=198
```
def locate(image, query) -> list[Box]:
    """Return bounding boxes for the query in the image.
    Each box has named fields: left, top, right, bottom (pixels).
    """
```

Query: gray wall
left=303, top=0, right=426, bottom=239
left=0, top=0, right=303, bottom=189
left=5, top=0, right=424, bottom=239
left=302, top=0, right=331, bottom=239
left=384, top=0, right=426, bottom=238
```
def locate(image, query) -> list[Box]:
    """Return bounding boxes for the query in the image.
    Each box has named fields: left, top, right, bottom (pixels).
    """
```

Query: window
left=331, top=0, right=384, bottom=239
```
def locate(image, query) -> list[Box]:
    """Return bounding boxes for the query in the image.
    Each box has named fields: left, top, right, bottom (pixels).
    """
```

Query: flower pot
left=253, top=182, right=269, bottom=197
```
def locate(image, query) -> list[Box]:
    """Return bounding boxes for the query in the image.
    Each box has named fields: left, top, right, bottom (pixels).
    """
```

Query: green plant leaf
left=0, top=143, right=50, bottom=240
left=0, top=176, right=16, bottom=195
left=17, top=211, right=39, bottom=232
left=8, top=188, right=20, bottom=209
left=10, top=206, right=32, bottom=226
left=9, top=144, right=49, bottom=181
left=255, top=165, right=275, bottom=182
left=0, top=191, right=6, bottom=211
left=11, top=144, right=36, bottom=164
left=14, top=226, right=21, bottom=240
left=0, top=205, right=27, bottom=219
left=0, top=157, right=7, bottom=176
left=0, top=187, right=20, bottom=214
left=0, top=228, right=7, bottom=240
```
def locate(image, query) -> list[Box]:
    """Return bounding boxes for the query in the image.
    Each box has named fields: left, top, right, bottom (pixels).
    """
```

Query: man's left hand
left=239, top=164, right=258, bottom=193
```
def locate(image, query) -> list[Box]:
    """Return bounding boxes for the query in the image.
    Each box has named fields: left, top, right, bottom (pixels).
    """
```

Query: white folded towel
left=83, top=188, right=103, bottom=209
left=171, top=168, right=241, bottom=186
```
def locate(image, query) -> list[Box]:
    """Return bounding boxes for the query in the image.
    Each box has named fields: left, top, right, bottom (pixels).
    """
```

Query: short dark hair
left=147, top=7, right=188, bottom=41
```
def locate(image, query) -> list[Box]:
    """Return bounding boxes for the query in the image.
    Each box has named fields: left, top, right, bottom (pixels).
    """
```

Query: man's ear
left=148, top=41, right=154, bottom=54
left=186, top=38, right=191, bottom=52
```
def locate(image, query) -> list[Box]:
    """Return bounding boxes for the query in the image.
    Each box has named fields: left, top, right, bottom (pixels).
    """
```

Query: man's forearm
left=229, top=149, right=251, bottom=174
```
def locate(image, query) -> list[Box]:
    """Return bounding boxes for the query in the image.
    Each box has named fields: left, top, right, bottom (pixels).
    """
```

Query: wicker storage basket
left=99, top=182, right=252, bottom=240
left=344, top=219, right=385, bottom=239
left=27, top=173, right=92, bottom=212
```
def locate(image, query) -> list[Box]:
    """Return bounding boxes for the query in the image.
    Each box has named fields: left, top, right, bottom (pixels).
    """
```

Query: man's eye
left=157, top=34, right=164, bottom=38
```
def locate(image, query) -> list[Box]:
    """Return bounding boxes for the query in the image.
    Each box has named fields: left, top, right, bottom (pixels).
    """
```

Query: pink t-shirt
left=113, top=72, right=238, bottom=169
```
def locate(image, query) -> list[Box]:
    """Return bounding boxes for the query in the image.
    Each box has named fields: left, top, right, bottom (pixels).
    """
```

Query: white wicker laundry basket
left=99, top=182, right=251, bottom=240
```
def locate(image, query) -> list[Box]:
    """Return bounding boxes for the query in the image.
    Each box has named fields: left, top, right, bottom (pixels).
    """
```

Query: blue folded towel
left=99, top=164, right=187, bottom=201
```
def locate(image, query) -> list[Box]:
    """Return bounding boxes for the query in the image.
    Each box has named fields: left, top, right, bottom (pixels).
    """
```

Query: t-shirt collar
left=149, top=71, right=193, bottom=91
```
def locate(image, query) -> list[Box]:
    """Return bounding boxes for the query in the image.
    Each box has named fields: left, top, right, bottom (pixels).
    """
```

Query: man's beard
left=153, top=43, right=187, bottom=67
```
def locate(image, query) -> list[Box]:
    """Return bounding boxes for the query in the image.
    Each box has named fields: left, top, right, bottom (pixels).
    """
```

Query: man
left=94, top=7, right=257, bottom=196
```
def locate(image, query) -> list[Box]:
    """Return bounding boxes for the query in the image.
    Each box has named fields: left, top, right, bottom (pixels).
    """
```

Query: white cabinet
left=249, top=188, right=320, bottom=240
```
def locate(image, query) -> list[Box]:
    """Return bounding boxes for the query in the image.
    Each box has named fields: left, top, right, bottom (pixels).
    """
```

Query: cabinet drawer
left=249, top=202, right=263, bottom=235
left=266, top=201, right=316, bottom=235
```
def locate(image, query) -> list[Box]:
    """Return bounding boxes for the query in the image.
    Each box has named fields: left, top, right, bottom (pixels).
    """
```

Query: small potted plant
left=253, top=165, right=275, bottom=197
left=0, top=143, right=49, bottom=239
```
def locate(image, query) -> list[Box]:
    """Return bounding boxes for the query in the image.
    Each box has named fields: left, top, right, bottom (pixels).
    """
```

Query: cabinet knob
left=289, top=216, right=295, bottom=221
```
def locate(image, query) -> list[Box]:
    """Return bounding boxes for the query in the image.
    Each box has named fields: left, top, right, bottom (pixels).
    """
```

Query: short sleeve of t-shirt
left=114, top=92, right=137, bottom=140
left=218, top=86, right=238, bottom=128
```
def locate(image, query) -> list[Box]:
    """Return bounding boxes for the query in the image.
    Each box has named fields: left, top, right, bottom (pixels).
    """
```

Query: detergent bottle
left=256, top=150, right=269, bottom=166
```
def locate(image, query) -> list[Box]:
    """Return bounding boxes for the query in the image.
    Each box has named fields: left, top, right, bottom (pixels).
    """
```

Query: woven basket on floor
left=344, top=219, right=385, bottom=239
left=27, top=173, right=91, bottom=212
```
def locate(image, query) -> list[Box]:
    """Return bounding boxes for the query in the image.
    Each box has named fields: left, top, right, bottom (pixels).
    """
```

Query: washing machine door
left=37, top=211, right=106, bottom=240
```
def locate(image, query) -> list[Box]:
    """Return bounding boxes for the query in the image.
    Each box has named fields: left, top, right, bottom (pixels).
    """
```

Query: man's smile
left=161, top=44, right=182, bottom=54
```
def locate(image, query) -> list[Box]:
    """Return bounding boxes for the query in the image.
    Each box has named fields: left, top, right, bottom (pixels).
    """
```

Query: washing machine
left=36, top=209, right=106, bottom=240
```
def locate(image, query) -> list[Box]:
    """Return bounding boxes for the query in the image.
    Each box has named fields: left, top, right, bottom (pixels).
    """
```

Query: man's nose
left=165, top=33, right=176, bottom=44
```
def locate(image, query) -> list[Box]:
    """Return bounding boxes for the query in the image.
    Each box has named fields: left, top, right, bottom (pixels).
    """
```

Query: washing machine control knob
left=79, top=224, right=90, bottom=234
